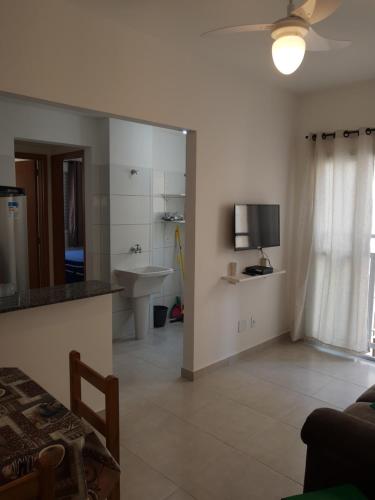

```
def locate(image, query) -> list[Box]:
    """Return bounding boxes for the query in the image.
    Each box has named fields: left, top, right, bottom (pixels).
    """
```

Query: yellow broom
left=175, top=225, right=185, bottom=279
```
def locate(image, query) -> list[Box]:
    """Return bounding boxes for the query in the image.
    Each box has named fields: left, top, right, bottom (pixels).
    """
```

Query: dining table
left=0, top=367, right=121, bottom=499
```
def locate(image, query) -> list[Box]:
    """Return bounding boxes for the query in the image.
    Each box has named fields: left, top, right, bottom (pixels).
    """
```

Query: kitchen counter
left=0, top=280, right=123, bottom=314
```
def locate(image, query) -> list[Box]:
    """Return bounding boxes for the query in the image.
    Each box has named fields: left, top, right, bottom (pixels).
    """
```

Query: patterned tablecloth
left=0, top=367, right=120, bottom=499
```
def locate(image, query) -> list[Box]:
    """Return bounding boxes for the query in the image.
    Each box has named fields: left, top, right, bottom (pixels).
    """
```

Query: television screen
left=234, top=204, right=280, bottom=251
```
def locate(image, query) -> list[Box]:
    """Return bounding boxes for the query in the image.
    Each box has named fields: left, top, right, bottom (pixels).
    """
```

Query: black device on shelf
left=243, top=265, right=274, bottom=276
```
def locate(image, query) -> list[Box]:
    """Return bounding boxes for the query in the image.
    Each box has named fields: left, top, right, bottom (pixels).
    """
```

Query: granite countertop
left=0, top=280, right=123, bottom=314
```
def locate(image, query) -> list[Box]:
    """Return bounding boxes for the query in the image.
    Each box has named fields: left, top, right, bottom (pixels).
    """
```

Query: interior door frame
left=15, top=152, right=50, bottom=287
left=51, top=150, right=86, bottom=285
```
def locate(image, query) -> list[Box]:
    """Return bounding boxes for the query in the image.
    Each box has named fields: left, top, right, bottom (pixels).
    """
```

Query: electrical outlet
left=238, top=317, right=256, bottom=333
left=237, top=319, right=247, bottom=333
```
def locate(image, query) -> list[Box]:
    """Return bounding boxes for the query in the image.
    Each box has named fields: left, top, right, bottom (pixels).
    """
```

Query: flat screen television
left=234, top=204, right=280, bottom=251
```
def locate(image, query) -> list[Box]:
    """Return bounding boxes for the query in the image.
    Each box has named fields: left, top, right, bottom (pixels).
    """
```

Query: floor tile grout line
left=121, top=390, right=303, bottom=491
left=250, top=343, right=374, bottom=388
left=234, top=356, right=368, bottom=399
left=114, top=353, right=182, bottom=377
left=163, top=487, right=198, bottom=500
left=161, top=407, right=304, bottom=486
left=292, top=361, right=371, bottom=389
left=121, top=443, right=182, bottom=497
left=232, top=365, right=335, bottom=399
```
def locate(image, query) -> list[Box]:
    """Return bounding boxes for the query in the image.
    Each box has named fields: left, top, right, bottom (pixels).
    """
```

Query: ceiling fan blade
left=305, top=27, right=351, bottom=51
left=292, top=0, right=342, bottom=25
left=201, top=24, right=273, bottom=37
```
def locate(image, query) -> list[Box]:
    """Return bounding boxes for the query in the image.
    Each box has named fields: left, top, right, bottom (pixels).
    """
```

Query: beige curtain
left=290, top=130, right=374, bottom=352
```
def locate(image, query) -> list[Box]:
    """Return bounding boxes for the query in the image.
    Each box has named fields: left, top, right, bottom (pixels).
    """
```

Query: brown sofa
left=301, top=385, right=375, bottom=499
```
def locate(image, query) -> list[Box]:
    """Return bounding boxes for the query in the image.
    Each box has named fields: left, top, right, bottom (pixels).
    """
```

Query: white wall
left=0, top=98, right=110, bottom=282
left=0, top=1, right=296, bottom=372
left=109, top=119, right=186, bottom=339
left=297, top=79, right=375, bottom=135
left=0, top=294, right=112, bottom=410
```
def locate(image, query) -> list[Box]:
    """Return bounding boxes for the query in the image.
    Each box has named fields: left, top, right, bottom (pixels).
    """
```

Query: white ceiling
left=80, top=0, right=375, bottom=93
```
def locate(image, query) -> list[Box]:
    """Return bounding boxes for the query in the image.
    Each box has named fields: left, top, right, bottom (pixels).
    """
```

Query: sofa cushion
left=356, top=385, right=375, bottom=403
left=344, top=402, right=375, bottom=425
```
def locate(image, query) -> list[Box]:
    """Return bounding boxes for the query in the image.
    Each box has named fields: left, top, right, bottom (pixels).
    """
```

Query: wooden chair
left=0, top=461, right=55, bottom=500
left=69, top=351, right=120, bottom=500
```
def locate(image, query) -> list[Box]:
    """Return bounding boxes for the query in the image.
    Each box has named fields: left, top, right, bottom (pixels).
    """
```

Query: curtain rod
left=305, top=128, right=375, bottom=141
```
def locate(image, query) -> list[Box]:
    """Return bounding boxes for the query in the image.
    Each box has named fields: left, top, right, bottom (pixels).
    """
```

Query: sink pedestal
left=115, top=266, right=174, bottom=341
left=132, top=296, right=150, bottom=339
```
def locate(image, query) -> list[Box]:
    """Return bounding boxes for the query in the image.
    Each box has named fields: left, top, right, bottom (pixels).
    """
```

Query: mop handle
left=175, top=225, right=185, bottom=278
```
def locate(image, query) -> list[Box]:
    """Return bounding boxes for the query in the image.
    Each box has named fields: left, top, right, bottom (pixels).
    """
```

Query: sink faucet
left=131, top=244, right=142, bottom=254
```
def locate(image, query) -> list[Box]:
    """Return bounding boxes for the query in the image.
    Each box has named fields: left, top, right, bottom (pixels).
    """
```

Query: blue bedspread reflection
left=65, top=248, right=84, bottom=283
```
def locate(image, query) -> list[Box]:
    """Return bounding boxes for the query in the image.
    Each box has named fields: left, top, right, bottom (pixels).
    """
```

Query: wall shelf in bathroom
left=162, top=194, right=186, bottom=198
left=161, top=219, right=186, bottom=224
left=221, top=269, right=286, bottom=285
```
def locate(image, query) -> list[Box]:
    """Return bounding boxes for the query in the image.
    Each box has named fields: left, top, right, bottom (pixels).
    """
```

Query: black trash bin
left=153, top=305, right=168, bottom=328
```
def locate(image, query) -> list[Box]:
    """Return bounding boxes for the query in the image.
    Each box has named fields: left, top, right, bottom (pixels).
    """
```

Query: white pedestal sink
left=115, top=266, right=174, bottom=339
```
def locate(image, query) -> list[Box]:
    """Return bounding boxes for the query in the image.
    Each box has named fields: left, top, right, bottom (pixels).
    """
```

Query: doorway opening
left=110, top=120, right=189, bottom=377
left=15, top=153, right=49, bottom=288
left=51, top=151, right=85, bottom=285
left=14, top=143, right=86, bottom=288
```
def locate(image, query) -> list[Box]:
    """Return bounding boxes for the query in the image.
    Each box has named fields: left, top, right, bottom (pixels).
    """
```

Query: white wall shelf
left=161, top=219, right=186, bottom=224
left=162, top=193, right=186, bottom=198
left=222, top=269, right=286, bottom=285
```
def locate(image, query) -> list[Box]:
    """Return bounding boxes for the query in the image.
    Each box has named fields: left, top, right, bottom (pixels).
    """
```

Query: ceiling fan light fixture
left=272, top=34, right=306, bottom=75
left=201, top=0, right=349, bottom=76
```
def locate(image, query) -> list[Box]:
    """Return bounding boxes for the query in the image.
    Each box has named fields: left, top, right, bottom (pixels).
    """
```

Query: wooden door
left=15, top=160, right=40, bottom=288
left=15, top=153, right=50, bottom=289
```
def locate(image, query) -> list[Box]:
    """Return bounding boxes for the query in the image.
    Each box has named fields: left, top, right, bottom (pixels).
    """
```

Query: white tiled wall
left=150, top=158, right=186, bottom=331
left=110, top=195, right=151, bottom=225
left=110, top=165, right=151, bottom=196
left=111, top=225, right=150, bottom=255
left=109, top=119, right=186, bottom=340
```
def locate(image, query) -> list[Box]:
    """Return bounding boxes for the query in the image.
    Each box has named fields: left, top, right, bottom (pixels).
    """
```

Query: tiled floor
left=113, top=325, right=375, bottom=500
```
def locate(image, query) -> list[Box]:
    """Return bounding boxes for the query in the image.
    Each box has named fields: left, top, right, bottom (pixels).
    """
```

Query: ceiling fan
left=201, top=0, right=351, bottom=75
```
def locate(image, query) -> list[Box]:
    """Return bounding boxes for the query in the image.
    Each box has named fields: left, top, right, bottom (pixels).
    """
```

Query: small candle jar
left=228, top=262, right=238, bottom=276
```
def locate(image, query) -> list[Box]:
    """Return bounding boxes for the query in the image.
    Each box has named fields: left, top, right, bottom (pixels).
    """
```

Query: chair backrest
left=69, top=351, right=120, bottom=500
left=0, top=462, right=55, bottom=500
left=69, top=351, right=120, bottom=460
